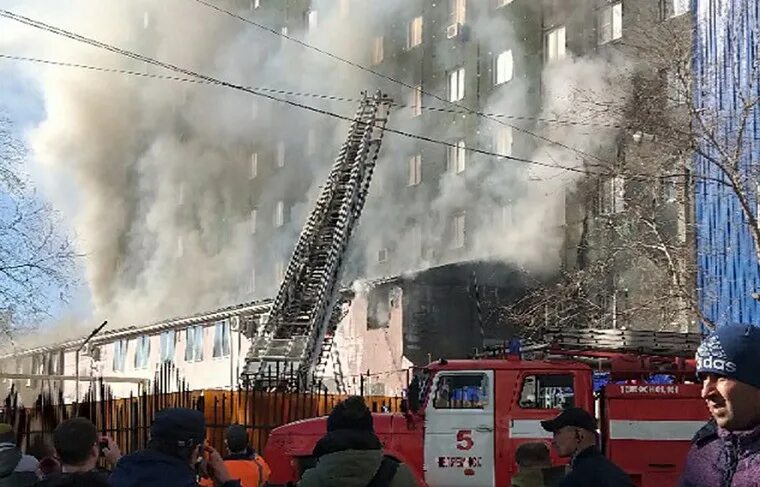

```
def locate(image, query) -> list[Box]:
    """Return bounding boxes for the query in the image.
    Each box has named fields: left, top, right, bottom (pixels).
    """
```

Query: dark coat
left=109, top=449, right=240, bottom=487
left=0, top=445, right=38, bottom=487
left=558, top=446, right=632, bottom=487
left=34, top=471, right=109, bottom=487
left=679, top=420, right=760, bottom=487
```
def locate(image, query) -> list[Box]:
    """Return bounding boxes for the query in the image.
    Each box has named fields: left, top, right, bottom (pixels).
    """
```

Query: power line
left=190, top=0, right=616, bottom=167
left=0, top=10, right=695, bottom=183
left=0, top=53, right=628, bottom=130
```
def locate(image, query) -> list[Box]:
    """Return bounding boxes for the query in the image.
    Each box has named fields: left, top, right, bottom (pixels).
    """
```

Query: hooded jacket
left=109, top=449, right=241, bottom=487
left=0, top=443, right=38, bottom=487
left=297, top=430, right=417, bottom=487
left=679, top=420, right=760, bottom=487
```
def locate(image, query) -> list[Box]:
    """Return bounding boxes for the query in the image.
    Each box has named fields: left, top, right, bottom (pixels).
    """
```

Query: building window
left=250, top=0, right=260, bottom=10
left=371, top=36, right=384, bottom=65
left=449, top=0, right=466, bottom=25
left=494, top=0, right=514, bottom=7
left=213, top=320, right=232, bottom=358
left=598, top=3, right=623, bottom=44
left=249, top=152, right=258, bottom=179
left=275, top=260, right=285, bottom=282
left=448, top=140, right=467, bottom=174
left=377, top=248, right=389, bottom=264
left=113, top=340, right=128, bottom=372
left=599, top=176, right=625, bottom=214
left=433, top=373, right=489, bottom=409
left=661, top=0, right=689, bottom=19
left=177, top=236, right=184, bottom=259
left=274, top=201, right=285, bottom=227
left=134, top=336, right=151, bottom=370
left=367, top=286, right=392, bottom=329
left=494, top=126, right=513, bottom=157
left=159, top=331, right=176, bottom=363
left=307, top=128, right=317, bottom=155
left=306, top=10, right=318, bottom=31
left=276, top=141, right=285, bottom=168
left=143, top=12, right=150, bottom=30
left=496, top=203, right=514, bottom=227
left=408, top=154, right=422, bottom=186
left=250, top=268, right=256, bottom=293
left=280, top=26, right=288, bottom=47
left=494, top=50, right=514, bottom=85
left=250, top=208, right=258, bottom=234
left=410, top=85, right=423, bottom=117
left=184, top=326, right=204, bottom=362
left=408, top=16, right=423, bottom=49
left=663, top=179, right=678, bottom=203
left=178, top=183, right=185, bottom=206
left=448, top=67, right=466, bottom=102
left=410, top=224, right=423, bottom=258
left=519, top=374, right=575, bottom=409
left=452, top=212, right=466, bottom=248
left=545, top=26, right=567, bottom=62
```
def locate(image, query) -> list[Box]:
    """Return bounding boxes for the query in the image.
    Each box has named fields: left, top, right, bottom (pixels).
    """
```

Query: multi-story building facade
left=2, top=0, right=699, bottom=401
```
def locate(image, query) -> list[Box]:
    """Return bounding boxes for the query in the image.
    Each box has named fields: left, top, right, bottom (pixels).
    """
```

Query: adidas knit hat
left=696, top=325, right=760, bottom=390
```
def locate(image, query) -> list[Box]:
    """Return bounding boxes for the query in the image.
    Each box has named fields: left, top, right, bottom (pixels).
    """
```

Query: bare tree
left=0, top=111, right=79, bottom=340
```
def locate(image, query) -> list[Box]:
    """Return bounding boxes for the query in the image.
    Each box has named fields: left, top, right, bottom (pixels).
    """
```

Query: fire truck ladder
left=241, top=92, right=392, bottom=390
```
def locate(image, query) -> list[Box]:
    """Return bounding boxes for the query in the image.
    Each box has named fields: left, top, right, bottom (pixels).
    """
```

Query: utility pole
left=75, top=320, right=107, bottom=403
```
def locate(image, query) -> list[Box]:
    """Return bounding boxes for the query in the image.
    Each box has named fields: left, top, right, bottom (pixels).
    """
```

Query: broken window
left=545, top=26, right=566, bottom=62
left=306, top=10, right=318, bottom=32
left=448, top=67, right=466, bottom=102
left=519, top=374, right=574, bottom=409
left=494, top=49, right=514, bottom=85
left=494, top=126, right=513, bottom=157
left=250, top=152, right=258, bottom=179
left=408, top=16, right=423, bottom=49
left=448, top=0, right=466, bottom=25
left=372, top=36, right=384, bottom=65
left=408, top=154, right=422, bottom=186
left=274, top=201, right=285, bottom=227
left=367, top=286, right=392, bottom=329
left=598, top=3, right=623, bottom=44
left=452, top=212, right=466, bottom=248
left=377, top=248, right=389, bottom=263
left=133, top=336, right=151, bottom=370
left=448, top=140, right=467, bottom=174
left=410, top=85, right=423, bottom=117
left=276, top=141, right=285, bottom=168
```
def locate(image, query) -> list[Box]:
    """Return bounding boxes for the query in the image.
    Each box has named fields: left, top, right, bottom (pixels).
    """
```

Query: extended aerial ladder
left=241, top=92, right=392, bottom=390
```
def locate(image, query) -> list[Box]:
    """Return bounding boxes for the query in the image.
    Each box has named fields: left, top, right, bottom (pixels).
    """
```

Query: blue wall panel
left=694, top=0, right=760, bottom=328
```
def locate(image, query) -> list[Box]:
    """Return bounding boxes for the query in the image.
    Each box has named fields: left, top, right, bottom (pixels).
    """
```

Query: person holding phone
left=109, top=408, right=239, bottom=487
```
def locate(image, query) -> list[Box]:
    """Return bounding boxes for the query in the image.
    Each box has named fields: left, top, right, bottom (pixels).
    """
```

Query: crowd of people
left=0, top=325, right=756, bottom=487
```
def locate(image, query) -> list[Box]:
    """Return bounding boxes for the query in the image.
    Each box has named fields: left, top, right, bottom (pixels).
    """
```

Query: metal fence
left=0, top=363, right=402, bottom=458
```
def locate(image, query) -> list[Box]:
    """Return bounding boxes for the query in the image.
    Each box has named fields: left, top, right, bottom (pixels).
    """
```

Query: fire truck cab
left=264, top=351, right=709, bottom=487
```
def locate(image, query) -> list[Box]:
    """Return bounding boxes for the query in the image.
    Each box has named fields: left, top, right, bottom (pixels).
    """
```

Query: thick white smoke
left=1, top=0, right=630, bottom=334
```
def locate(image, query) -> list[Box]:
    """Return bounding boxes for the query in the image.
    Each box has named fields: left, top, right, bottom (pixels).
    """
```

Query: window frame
left=432, top=372, right=490, bottom=410
left=494, top=49, right=514, bottom=85
left=410, top=85, right=423, bottom=117
left=159, top=330, right=176, bottom=363
left=372, top=36, right=384, bottom=65
left=407, top=16, right=423, bottom=49
left=213, top=320, right=232, bottom=358
left=249, top=152, right=258, bottom=179
left=133, top=336, right=151, bottom=370
left=597, top=2, right=623, bottom=45
left=448, top=139, right=466, bottom=174
left=518, top=373, right=575, bottom=410
left=448, top=67, right=466, bottom=102
left=113, top=340, right=128, bottom=372
left=452, top=212, right=466, bottom=249
left=408, top=154, right=422, bottom=186
left=545, top=26, right=567, bottom=62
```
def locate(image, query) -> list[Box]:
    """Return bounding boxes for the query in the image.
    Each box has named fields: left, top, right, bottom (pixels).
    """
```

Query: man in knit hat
left=0, top=423, right=38, bottom=487
left=297, top=396, right=416, bottom=487
left=679, top=325, right=760, bottom=486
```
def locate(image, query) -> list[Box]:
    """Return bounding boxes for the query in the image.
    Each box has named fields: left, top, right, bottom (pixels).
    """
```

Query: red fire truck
left=263, top=328, right=709, bottom=487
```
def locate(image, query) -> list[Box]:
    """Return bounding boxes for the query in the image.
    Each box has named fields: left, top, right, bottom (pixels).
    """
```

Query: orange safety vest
left=200, top=455, right=271, bottom=487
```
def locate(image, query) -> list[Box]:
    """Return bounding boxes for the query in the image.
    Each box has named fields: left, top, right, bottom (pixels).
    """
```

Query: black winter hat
left=326, top=396, right=374, bottom=432
left=226, top=424, right=249, bottom=452
left=150, top=408, right=205, bottom=447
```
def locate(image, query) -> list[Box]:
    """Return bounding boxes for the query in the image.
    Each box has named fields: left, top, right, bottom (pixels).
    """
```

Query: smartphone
left=99, top=439, right=109, bottom=456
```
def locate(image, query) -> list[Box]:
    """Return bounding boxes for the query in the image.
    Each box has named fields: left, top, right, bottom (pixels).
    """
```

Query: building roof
left=1, top=298, right=274, bottom=359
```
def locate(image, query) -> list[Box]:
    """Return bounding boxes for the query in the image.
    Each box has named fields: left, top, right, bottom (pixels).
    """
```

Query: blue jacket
left=559, top=446, right=633, bottom=487
left=109, top=449, right=240, bottom=487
